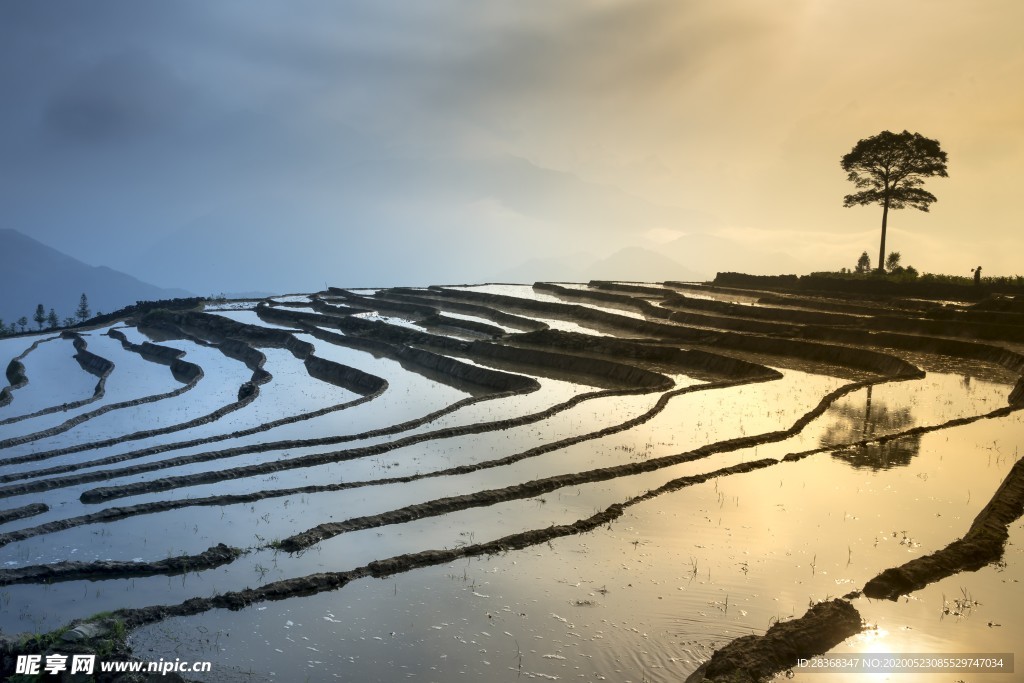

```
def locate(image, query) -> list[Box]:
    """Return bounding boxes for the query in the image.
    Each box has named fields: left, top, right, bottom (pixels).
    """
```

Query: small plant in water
left=941, top=587, right=980, bottom=619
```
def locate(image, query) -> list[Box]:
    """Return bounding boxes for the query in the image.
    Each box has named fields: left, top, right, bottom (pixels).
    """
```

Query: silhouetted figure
left=974, top=266, right=982, bottom=286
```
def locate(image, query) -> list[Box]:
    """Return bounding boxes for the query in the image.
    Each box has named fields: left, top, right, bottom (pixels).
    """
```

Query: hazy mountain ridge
left=0, top=229, right=191, bottom=324
left=133, top=154, right=722, bottom=293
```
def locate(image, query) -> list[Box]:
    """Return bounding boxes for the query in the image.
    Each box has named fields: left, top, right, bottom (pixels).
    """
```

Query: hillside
left=0, top=229, right=191, bottom=325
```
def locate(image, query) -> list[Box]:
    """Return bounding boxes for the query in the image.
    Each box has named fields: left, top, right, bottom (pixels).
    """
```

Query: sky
left=2, top=1, right=1023, bottom=293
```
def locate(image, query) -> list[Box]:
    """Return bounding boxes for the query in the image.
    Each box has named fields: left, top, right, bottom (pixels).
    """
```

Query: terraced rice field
left=1, top=281, right=1022, bottom=682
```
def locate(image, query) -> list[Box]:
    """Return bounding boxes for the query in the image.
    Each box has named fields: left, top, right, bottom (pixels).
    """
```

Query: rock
left=61, top=622, right=108, bottom=643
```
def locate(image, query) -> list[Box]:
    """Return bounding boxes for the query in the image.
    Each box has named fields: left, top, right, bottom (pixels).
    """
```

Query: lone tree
left=34, top=304, right=46, bottom=331
left=841, top=130, right=948, bottom=273
left=47, top=308, right=59, bottom=329
left=76, top=293, right=91, bottom=322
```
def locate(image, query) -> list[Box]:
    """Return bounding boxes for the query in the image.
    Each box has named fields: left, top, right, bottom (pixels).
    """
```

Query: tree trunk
left=862, top=385, right=873, bottom=439
left=877, top=196, right=890, bottom=273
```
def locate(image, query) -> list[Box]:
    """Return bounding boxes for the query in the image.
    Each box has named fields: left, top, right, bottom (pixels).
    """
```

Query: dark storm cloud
left=42, top=50, right=195, bottom=142
left=3, top=2, right=727, bottom=151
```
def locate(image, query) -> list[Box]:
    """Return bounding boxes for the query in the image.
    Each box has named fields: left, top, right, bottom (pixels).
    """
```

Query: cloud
left=2, top=0, right=1024, bottom=287
left=42, top=49, right=195, bottom=142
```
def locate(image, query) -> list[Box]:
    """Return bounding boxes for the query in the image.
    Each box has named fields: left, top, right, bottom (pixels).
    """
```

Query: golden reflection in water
left=858, top=632, right=895, bottom=683
left=821, top=386, right=922, bottom=470
left=847, top=625, right=893, bottom=659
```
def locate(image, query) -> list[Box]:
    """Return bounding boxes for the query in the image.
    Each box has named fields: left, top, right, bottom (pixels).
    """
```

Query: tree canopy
left=855, top=251, right=871, bottom=274
left=841, top=130, right=948, bottom=272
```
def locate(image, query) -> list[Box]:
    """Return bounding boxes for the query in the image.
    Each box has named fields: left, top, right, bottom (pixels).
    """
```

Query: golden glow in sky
left=2, top=0, right=1022, bottom=290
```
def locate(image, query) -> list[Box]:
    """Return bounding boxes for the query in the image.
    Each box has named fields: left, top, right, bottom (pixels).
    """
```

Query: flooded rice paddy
left=1, top=282, right=1022, bottom=682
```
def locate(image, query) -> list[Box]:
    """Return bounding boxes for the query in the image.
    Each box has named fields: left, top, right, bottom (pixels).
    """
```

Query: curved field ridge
left=686, top=600, right=863, bottom=683
left=74, top=385, right=669, bottom=504
left=0, top=333, right=114, bottom=448
left=256, top=304, right=677, bottom=389
left=325, top=289, right=509, bottom=338
left=863, top=455, right=1024, bottom=600
left=0, top=314, right=391, bottom=466
left=0, top=543, right=243, bottom=587
left=0, top=334, right=115, bottom=425
left=2, top=280, right=1024, bottom=682
left=272, top=372, right=894, bottom=553
left=1, top=336, right=55, bottom=407
left=14, top=372, right=1011, bottom=553
left=374, top=288, right=549, bottom=331
left=0, top=331, right=199, bottom=447
left=90, top=459, right=782, bottom=632
left=0, top=502, right=48, bottom=525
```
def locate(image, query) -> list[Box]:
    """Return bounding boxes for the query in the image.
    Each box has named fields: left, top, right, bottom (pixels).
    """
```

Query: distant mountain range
left=494, top=246, right=706, bottom=284
left=0, top=229, right=191, bottom=325
left=129, top=154, right=723, bottom=293
left=494, top=234, right=805, bottom=285
left=23, top=152, right=800, bottom=294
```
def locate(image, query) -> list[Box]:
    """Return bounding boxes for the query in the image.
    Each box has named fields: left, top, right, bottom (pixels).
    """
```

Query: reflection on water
left=5, top=292, right=1019, bottom=683
left=822, top=386, right=922, bottom=470
left=129, top=408, right=1024, bottom=683
left=830, top=434, right=922, bottom=470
